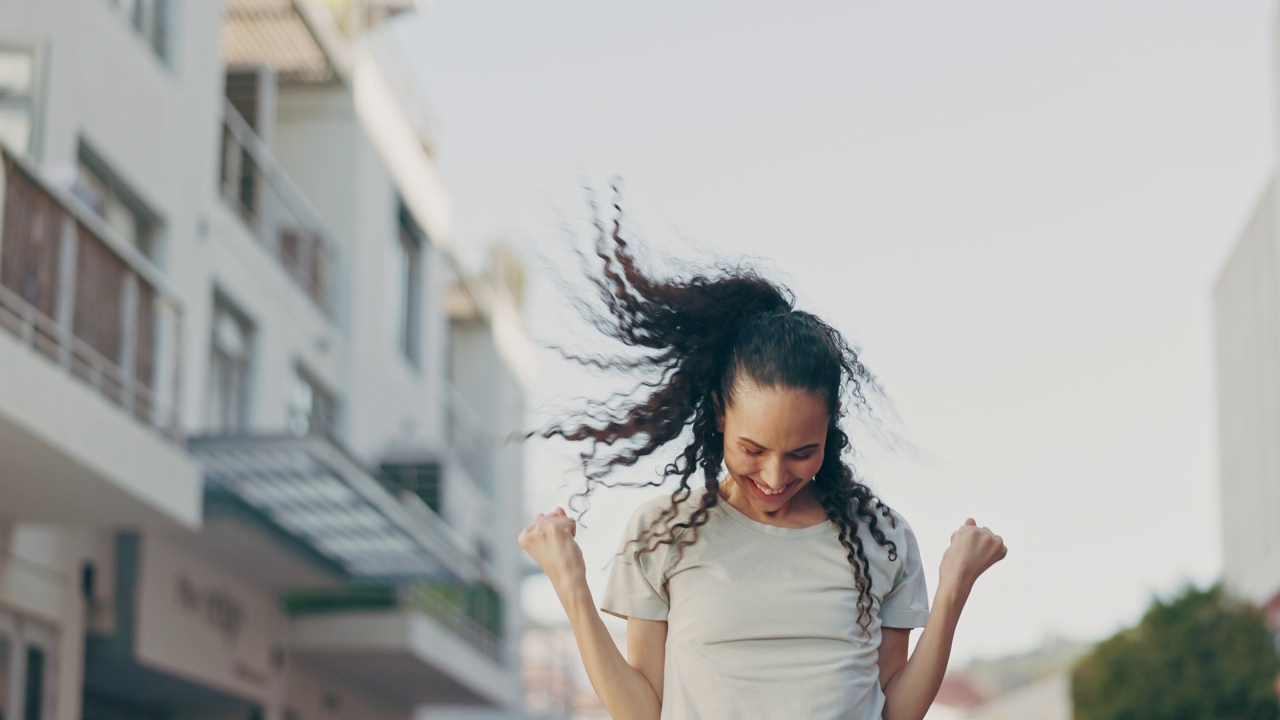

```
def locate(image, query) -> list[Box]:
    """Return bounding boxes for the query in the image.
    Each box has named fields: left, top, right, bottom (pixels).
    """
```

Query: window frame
left=395, top=200, right=427, bottom=367
left=287, top=362, right=340, bottom=439
left=206, top=291, right=256, bottom=435
left=71, top=141, right=163, bottom=262
left=117, top=0, right=176, bottom=66
left=0, top=41, right=48, bottom=160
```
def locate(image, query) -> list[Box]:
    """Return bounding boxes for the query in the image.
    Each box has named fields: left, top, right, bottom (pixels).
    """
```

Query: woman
left=520, top=214, right=1006, bottom=720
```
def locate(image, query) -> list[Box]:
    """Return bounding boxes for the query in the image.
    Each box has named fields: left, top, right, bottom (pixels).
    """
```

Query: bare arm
left=881, top=519, right=1006, bottom=720
left=520, top=508, right=664, bottom=720
left=880, top=585, right=968, bottom=720
left=558, top=585, right=665, bottom=720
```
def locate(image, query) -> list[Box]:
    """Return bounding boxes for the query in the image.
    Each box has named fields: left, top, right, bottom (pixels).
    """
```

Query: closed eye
left=790, top=453, right=814, bottom=460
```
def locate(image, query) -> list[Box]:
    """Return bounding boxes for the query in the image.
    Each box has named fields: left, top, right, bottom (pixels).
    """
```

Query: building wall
left=0, top=1, right=531, bottom=718
left=287, top=661, right=406, bottom=720
left=1214, top=175, right=1280, bottom=606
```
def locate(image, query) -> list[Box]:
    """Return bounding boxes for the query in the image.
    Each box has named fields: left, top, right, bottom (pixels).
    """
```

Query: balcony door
left=0, top=610, right=55, bottom=720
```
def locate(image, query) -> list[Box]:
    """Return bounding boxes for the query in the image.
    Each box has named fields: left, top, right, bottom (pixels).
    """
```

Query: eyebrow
left=739, top=436, right=821, bottom=453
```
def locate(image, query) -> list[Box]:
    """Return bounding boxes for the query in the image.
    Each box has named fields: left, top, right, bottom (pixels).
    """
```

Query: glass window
left=287, top=366, right=338, bottom=438
left=20, top=648, right=40, bottom=720
left=123, top=0, right=171, bottom=63
left=395, top=200, right=428, bottom=365
left=0, top=46, right=42, bottom=158
left=379, top=462, right=442, bottom=514
left=71, top=144, right=159, bottom=259
left=207, top=294, right=254, bottom=434
left=0, top=634, right=10, bottom=720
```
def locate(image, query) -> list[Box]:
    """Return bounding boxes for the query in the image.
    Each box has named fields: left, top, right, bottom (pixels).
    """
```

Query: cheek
left=723, top=449, right=760, bottom=478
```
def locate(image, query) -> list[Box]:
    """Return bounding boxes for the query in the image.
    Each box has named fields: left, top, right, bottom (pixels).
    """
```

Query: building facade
left=1213, top=14, right=1280, bottom=649
left=0, top=1, right=533, bottom=718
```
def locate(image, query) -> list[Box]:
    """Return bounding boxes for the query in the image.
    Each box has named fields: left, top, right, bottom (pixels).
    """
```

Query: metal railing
left=399, top=581, right=503, bottom=660
left=0, top=149, right=183, bottom=441
left=282, top=580, right=504, bottom=661
left=218, top=99, right=333, bottom=313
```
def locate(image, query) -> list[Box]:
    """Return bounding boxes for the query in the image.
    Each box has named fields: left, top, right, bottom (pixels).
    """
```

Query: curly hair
left=539, top=198, right=899, bottom=631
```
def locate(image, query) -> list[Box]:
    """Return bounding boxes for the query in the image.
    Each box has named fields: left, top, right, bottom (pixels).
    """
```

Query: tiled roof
left=222, top=0, right=337, bottom=83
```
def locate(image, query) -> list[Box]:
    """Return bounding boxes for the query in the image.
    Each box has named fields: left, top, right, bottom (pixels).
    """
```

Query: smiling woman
left=518, top=201, right=1007, bottom=720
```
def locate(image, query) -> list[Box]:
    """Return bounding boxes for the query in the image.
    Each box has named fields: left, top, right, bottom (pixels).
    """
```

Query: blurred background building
left=0, top=1, right=534, bottom=718
left=1213, top=12, right=1280, bottom=663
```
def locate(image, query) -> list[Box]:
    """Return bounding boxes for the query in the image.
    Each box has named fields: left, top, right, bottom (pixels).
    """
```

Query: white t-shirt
left=600, top=485, right=930, bottom=720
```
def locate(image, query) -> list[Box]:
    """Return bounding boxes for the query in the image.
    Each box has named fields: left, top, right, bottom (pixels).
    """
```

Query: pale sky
left=397, top=1, right=1276, bottom=666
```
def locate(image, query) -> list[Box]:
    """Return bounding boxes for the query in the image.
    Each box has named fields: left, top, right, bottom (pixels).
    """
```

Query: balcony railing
left=218, top=100, right=332, bottom=313
left=0, top=149, right=183, bottom=441
left=283, top=580, right=504, bottom=661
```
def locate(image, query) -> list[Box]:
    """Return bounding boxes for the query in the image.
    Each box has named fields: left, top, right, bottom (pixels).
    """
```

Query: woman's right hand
left=519, top=507, right=587, bottom=590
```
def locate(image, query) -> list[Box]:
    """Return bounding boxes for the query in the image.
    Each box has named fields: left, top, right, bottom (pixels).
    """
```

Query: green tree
left=1072, top=584, right=1279, bottom=720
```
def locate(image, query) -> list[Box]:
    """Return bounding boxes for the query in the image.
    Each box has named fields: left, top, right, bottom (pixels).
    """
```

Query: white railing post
left=54, top=217, right=78, bottom=369
left=119, top=273, right=138, bottom=415
left=152, top=297, right=176, bottom=432
left=0, top=156, right=7, bottom=277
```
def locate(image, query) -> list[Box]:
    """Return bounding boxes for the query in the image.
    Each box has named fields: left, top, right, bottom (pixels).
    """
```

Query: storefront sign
left=134, top=538, right=283, bottom=702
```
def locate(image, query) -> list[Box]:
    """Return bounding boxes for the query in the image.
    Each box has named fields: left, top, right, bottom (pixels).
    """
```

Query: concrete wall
left=287, top=660, right=406, bottom=720
left=1214, top=174, right=1280, bottom=606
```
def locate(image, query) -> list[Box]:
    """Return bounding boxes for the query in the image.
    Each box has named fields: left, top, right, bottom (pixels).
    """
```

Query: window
left=0, top=614, right=52, bottom=720
left=116, top=0, right=172, bottom=63
left=395, top=201, right=425, bottom=365
left=0, top=634, right=9, bottom=720
left=207, top=294, right=254, bottom=435
left=287, top=365, right=338, bottom=438
left=71, top=143, right=160, bottom=260
left=20, top=649, right=40, bottom=720
left=0, top=45, right=44, bottom=159
left=379, top=462, right=442, bottom=515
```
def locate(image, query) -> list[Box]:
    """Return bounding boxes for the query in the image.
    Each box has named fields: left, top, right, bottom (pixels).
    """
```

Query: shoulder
left=631, top=485, right=716, bottom=524
left=855, top=502, right=921, bottom=561
left=619, top=486, right=715, bottom=544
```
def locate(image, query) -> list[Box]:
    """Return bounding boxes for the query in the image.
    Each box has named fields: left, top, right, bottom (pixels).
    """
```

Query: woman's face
left=719, top=382, right=829, bottom=514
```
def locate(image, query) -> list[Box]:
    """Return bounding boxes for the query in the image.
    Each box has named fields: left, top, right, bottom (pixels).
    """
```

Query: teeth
left=753, top=479, right=788, bottom=496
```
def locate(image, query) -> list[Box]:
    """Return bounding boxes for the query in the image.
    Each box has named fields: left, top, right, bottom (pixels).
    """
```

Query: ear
left=710, top=391, right=726, bottom=433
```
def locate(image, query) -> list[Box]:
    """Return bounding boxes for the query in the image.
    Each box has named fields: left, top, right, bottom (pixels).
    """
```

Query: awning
left=189, top=435, right=479, bottom=582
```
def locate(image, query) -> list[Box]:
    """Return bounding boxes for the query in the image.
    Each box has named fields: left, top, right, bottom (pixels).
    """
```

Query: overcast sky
left=396, top=1, right=1276, bottom=665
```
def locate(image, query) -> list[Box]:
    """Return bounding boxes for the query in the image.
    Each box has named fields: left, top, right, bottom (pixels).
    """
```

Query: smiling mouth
left=749, top=477, right=794, bottom=497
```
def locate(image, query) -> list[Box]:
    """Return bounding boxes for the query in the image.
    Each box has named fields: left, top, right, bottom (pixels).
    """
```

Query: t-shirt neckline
left=713, top=491, right=835, bottom=538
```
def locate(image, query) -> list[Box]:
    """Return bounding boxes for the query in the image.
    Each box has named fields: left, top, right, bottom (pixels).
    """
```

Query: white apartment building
left=1213, top=17, right=1280, bottom=639
left=0, top=1, right=534, bottom=718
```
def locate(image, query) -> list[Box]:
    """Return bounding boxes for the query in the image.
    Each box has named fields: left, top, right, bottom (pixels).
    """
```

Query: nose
left=759, top=457, right=788, bottom=491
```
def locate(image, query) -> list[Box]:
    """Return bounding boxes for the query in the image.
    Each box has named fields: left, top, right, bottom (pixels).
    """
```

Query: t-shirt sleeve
left=599, top=502, right=671, bottom=622
left=879, top=514, right=930, bottom=629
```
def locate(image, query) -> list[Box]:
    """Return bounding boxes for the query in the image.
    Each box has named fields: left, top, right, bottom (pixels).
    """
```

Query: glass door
left=0, top=611, right=17, bottom=720
left=0, top=612, right=55, bottom=720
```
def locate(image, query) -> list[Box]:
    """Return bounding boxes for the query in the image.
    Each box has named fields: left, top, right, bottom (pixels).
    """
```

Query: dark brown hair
left=540, top=199, right=898, bottom=630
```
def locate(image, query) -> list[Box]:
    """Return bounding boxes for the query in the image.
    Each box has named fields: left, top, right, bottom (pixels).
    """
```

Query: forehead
left=723, top=383, right=829, bottom=444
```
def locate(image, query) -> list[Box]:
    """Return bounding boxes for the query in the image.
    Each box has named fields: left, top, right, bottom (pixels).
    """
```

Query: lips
left=749, top=477, right=794, bottom=498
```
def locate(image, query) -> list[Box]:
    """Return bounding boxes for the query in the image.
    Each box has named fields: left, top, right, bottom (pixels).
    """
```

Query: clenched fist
left=939, top=518, right=1007, bottom=591
left=518, top=507, right=588, bottom=591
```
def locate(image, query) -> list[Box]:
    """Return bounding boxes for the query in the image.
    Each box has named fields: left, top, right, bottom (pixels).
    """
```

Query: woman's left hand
left=938, top=518, right=1007, bottom=593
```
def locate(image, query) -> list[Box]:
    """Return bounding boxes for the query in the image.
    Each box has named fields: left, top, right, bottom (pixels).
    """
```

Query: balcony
left=189, top=433, right=520, bottom=707
left=284, top=580, right=504, bottom=660
left=1, top=151, right=182, bottom=439
left=284, top=586, right=521, bottom=708
left=189, top=434, right=483, bottom=582
left=218, top=100, right=333, bottom=313
left=0, top=147, right=202, bottom=528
